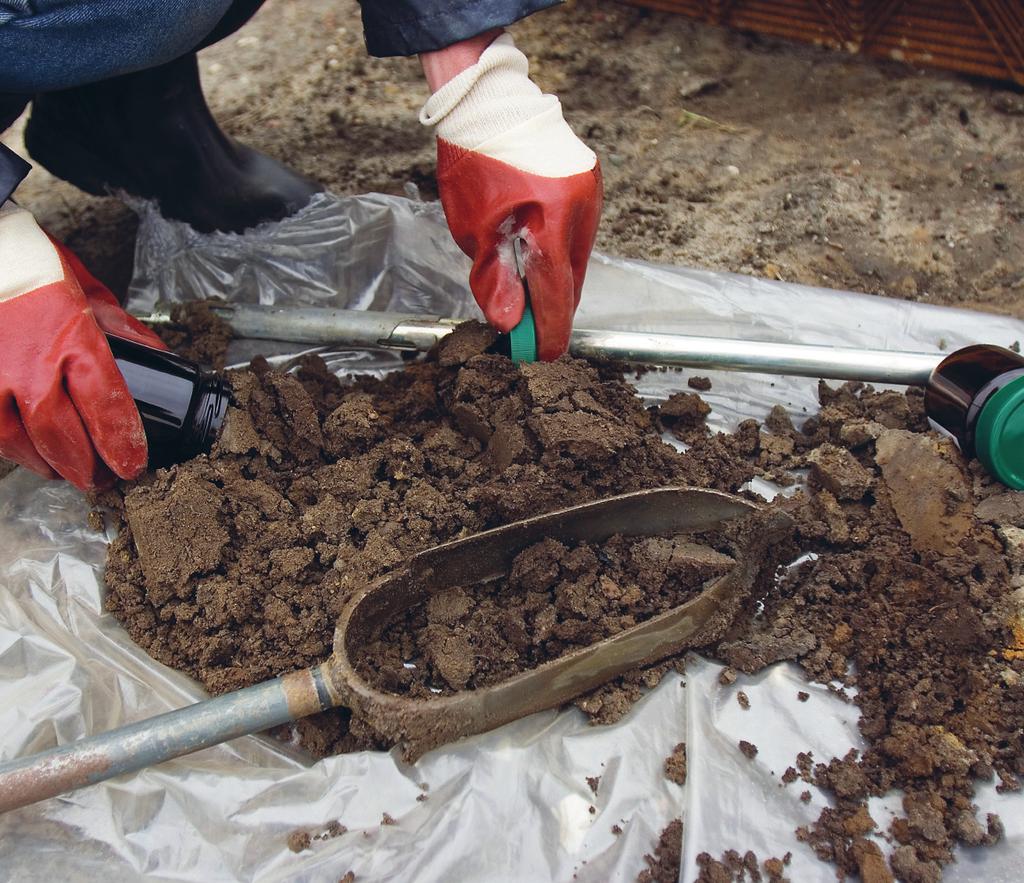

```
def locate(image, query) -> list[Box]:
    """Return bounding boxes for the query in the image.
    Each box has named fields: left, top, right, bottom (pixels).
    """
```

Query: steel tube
left=139, top=304, right=943, bottom=386
left=141, top=303, right=459, bottom=351
left=568, top=328, right=941, bottom=385
left=0, top=666, right=332, bottom=813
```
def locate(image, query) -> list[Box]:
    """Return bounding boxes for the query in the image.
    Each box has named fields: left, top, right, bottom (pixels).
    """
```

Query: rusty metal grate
left=625, top=0, right=1024, bottom=85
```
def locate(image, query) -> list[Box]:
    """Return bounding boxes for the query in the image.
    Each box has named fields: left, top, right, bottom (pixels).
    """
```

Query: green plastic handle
left=509, top=303, right=538, bottom=363
left=975, top=374, right=1024, bottom=490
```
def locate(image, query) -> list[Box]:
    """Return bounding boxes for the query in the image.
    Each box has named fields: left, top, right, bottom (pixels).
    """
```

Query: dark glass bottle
left=106, top=334, right=230, bottom=468
left=925, top=344, right=1024, bottom=488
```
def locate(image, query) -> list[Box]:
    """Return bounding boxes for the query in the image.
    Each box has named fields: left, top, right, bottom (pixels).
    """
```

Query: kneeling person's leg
left=0, top=0, right=236, bottom=93
left=12, top=0, right=321, bottom=232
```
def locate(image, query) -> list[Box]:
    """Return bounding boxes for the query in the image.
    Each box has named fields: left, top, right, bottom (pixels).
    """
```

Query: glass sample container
left=925, top=344, right=1024, bottom=489
left=106, top=335, right=229, bottom=467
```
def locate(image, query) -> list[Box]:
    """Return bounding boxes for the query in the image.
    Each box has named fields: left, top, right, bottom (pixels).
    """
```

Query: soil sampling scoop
left=0, top=487, right=792, bottom=813
left=135, top=302, right=1024, bottom=488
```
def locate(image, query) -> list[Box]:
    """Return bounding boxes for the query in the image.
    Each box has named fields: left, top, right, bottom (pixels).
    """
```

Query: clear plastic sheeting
left=0, top=191, right=1021, bottom=882
left=126, top=188, right=482, bottom=317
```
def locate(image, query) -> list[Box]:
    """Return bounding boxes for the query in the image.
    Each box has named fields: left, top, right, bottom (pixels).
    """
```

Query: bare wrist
left=419, top=28, right=504, bottom=92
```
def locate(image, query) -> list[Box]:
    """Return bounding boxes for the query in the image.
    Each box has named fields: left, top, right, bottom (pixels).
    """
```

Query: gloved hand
left=48, top=235, right=169, bottom=349
left=420, top=33, right=602, bottom=361
left=0, top=201, right=165, bottom=490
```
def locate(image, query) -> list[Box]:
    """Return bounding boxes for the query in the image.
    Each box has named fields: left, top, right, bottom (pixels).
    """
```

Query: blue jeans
left=0, top=0, right=262, bottom=201
left=0, top=1, right=238, bottom=94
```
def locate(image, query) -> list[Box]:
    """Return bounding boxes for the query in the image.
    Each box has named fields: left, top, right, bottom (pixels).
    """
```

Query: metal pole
left=141, top=303, right=460, bottom=352
left=568, top=328, right=940, bottom=386
left=0, top=665, right=334, bottom=814
left=139, top=304, right=942, bottom=386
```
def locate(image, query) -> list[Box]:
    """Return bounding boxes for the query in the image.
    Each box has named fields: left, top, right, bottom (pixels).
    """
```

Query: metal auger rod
left=139, top=303, right=942, bottom=386
left=0, top=665, right=338, bottom=814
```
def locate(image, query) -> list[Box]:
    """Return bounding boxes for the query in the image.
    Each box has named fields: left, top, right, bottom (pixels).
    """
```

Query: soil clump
left=695, top=849, right=792, bottom=882
left=664, top=742, right=688, bottom=786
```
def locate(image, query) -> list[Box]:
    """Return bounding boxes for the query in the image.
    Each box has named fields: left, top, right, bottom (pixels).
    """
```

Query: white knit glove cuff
left=420, top=34, right=596, bottom=178
left=0, top=201, right=63, bottom=302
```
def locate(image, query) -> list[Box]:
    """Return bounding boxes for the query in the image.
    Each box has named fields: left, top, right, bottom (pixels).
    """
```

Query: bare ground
left=4, top=0, right=1023, bottom=317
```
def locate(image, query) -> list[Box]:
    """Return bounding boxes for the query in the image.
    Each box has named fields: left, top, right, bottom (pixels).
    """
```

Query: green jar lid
left=509, top=303, right=538, bottom=363
left=975, top=374, right=1024, bottom=490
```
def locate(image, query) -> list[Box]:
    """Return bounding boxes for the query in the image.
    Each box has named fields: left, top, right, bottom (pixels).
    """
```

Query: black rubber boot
left=23, top=53, right=321, bottom=233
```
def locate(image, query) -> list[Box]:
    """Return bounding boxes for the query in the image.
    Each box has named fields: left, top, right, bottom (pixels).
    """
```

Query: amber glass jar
left=925, top=344, right=1024, bottom=488
left=106, top=335, right=229, bottom=467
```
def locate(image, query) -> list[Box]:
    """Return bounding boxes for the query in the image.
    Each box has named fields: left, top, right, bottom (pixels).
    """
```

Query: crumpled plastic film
left=0, top=191, right=1021, bottom=882
left=126, top=188, right=481, bottom=319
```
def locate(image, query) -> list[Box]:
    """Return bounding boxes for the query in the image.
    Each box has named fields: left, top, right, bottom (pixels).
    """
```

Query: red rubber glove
left=0, top=202, right=164, bottom=490
left=48, top=237, right=169, bottom=350
left=420, top=33, right=602, bottom=361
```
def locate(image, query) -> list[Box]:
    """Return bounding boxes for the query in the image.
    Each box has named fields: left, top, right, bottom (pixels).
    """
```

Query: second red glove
left=48, top=237, right=169, bottom=350
left=421, top=34, right=603, bottom=361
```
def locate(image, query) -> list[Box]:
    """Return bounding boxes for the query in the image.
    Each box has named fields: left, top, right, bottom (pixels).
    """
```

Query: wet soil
left=706, top=384, right=1024, bottom=882
left=359, top=533, right=735, bottom=695
left=104, top=322, right=779, bottom=752
left=103, top=315, right=1024, bottom=880
left=153, top=299, right=235, bottom=370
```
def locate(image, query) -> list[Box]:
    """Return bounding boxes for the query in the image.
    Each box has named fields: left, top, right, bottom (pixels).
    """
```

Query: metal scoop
left=0, top=487, right=792, bottom=814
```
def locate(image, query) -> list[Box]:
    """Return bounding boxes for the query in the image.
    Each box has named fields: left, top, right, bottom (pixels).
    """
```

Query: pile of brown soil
left=103, top=320, right=1024, bottom=880
left=104, top=322, right=770, bottom=753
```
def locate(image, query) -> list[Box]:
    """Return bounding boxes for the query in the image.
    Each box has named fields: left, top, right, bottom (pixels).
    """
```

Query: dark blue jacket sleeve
left=359, top=0, right=561, bottom=57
